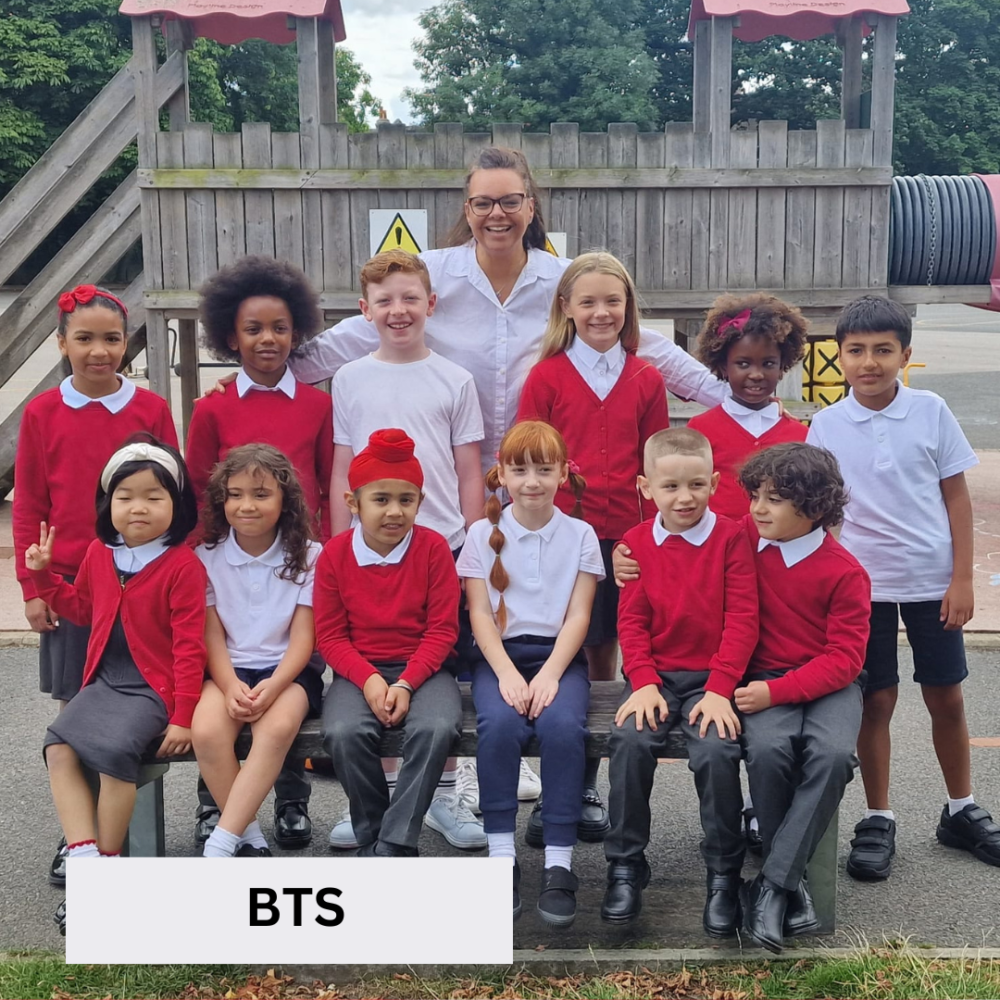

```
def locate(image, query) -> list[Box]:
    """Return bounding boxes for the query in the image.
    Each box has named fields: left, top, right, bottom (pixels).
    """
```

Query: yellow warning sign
left=375, top=213, right=422, bottom=255
left=545, top=238, right=557, bottom=256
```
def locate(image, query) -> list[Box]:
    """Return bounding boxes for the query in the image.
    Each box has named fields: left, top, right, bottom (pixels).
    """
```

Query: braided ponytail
left=566, top=470, right=587, bottom=520
left=484, top=464, right=510, bottom=633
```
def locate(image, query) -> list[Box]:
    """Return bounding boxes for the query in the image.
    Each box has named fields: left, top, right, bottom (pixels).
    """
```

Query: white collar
left=107, top=534, right=170, bottom=572
left=59, top=374, right=135, bottom=413
left=503, top=504, right=562, bottom=542
left=236, top=366, right=297, bottom=399
left=567, top=337, right=625, bottom=371
left=843, top=381, right=911, bottom=422
left=652, top=508, right=717, bottom=547
left=722, top=394, right=779, bottom=423
left=757, top=525, right=825, bottom=567
left=224, top=529, right=285, bottom=567
left=351, top=523, right=413, bottom=567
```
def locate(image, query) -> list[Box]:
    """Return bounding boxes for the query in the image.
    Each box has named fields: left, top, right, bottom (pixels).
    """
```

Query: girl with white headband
left=11, top=284, right=178, bottom=891
left=24, top=434, right=205, bottom=938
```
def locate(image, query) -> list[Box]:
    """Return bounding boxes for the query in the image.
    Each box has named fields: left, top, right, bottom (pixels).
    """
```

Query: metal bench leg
left=806, top=807, right=838, bottom=932
left=126, top=763, right=169, bottom=857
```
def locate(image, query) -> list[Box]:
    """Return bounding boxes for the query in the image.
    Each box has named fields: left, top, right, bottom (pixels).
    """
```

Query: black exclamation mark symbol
left=395, top=226, right=402, bottom=246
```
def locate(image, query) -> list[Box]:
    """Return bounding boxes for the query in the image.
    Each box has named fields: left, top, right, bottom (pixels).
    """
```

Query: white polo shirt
left=196, top=532, right=323, bottom=672
left=456, top=506, right=605, bottom=639
left=290, top=243, right=726, bottom=472
left=332, top=350, right=484, bottom=549
left=722, top=394, right=782, bottom=438
left=60, top=374, right=136, bottom=413
left=807, top=383, right=977, bottom=602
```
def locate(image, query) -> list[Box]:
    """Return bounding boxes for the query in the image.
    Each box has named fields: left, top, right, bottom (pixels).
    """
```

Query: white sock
left=864, top=808, right=895, bottom=821
left=544, top=845, right=573, bottom=871
left=203, top=825, right=240, bottom=857
left=68, top=842, right=100, bottom=859
left=948, top=795, right=975, bottom=816
left=743, top=792, right=753, bottom=811
left=384, top=764, right=398, bottom=801
left=487, top=831, right=516, bottom=864
left=433, top=761, right=458, bottom=801
left=238, top=820, right=268, bottom=849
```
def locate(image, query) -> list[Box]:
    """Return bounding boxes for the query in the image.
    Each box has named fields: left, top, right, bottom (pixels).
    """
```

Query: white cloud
left=339, top=0, right=438, bottom=122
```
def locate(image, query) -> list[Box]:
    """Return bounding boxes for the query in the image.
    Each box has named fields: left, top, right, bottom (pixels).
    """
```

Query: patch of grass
left=0, top=958, right=248, bottom=1000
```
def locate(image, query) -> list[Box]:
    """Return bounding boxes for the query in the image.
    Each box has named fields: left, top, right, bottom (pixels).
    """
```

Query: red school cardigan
left=31, top=542, right=207, bottom=727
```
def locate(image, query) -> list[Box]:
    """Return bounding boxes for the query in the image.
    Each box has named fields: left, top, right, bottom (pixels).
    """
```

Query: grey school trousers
left=322, top=664, right=461, bottom=850
left=605, top=672, right=745, bottom=873
left=742, top=681, right=862, bottom=890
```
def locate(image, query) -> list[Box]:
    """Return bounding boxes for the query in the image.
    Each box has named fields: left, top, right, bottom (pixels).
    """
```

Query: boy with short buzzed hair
left=602, top=427, right=758, bottom=935
left=315, top=429, right=462, bottom=858
left=808, top=294, right=1000, bottom=881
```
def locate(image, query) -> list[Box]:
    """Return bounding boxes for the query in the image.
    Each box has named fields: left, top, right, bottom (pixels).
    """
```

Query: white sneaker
left=456, top=757, right=481, bottom=815
left=517, top=759, right=542, bottom=801
left=424, top=795, right=487, bottom=850
left=327, top=803, right=358, bottom=850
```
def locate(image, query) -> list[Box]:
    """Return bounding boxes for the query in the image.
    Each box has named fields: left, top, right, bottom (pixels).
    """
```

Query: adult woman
left=288, top=146, right=727, bottom=467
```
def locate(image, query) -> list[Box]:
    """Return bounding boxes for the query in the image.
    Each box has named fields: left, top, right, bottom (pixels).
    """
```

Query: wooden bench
left=131, top=680, right=839, bottom=931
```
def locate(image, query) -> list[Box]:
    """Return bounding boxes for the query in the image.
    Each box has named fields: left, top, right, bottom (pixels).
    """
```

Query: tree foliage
left=405, top=0, right=661, bottom=131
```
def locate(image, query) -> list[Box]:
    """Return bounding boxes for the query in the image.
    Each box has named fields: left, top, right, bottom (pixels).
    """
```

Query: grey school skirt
left=38, top=574, right=91, bottom=702
left=43, top=614, right=168, bottom=783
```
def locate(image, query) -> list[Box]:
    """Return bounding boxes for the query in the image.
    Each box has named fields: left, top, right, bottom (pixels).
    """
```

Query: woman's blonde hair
left=537, top=251, right=641, bottom=361
left=484, top=421, right=586, bottom=633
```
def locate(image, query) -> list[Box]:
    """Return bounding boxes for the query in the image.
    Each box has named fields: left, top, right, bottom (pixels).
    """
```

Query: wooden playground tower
left=3, top=0, right=994, bottom=490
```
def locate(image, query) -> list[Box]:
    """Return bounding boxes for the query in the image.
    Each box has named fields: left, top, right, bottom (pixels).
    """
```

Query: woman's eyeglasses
left=466, top=194, right=529, bottom=216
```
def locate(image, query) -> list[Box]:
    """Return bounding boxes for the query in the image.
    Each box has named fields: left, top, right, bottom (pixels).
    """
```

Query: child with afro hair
left=688, top=293, right=809, bottom=520
left=185, top=254, right=332, bottom=851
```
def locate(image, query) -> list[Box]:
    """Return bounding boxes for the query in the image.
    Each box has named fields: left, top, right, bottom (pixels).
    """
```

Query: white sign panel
left=369, top=209, right=428, bottom=256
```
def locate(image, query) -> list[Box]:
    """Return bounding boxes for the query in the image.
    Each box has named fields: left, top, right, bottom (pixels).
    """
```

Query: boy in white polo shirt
left=808, top=295, right=1000, bottom=880
left=329, top=249, right=486, bottom=851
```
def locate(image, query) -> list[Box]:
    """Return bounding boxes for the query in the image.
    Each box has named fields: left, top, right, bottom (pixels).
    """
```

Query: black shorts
left=584, top=539, right=620, bottom=647
left=234, top=664, right=324, bottom=718
left=863, top=600, right=968, bottom=693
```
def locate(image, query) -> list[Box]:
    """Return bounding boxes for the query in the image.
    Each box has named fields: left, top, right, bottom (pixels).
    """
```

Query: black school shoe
left=936, top=803, right=1000, bottom=866
left=49, top=838, right=68, bottom=886
left=54, top=899, right=66, bottom=937
left=784, top=878, right=820, bottom=937
left=537, top=866, right=579, bottom=927
left=703, top=869, right=742, bottom=938
left=524, top=788, right=611, bottom=848
left=356, top=839, right=419, bottom=857
left=235, top=844, right=273, bottom=857
left=846, top=815, right=896, bottom=880
left=195, top=807, right=221, bottom=845
left=274, top=801, right=312, bottom=849
left=600, top=857, right=651, bottom=923
left=741, top=874, right=787, bottom=954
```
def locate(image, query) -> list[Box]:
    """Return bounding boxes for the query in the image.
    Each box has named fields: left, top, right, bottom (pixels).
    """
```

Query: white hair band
left=100, top=443, right=181, bottom=492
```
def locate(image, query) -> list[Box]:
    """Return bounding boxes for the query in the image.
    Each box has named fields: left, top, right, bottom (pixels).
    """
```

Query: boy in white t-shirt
left=329, top=249, right=486, bottom=851
left=808, top=295, right=1000, bottom=880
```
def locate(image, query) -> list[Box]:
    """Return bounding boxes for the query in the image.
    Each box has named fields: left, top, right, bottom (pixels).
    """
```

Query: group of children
left=15, top=243, right=999, bottom=950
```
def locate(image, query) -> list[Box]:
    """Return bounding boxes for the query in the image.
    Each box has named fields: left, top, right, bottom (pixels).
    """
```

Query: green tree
left=406, top=0, right=660, bottom=131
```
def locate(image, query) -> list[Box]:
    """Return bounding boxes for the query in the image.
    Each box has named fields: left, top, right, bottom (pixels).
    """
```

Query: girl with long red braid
left=456, top=421, right=604, bottom=929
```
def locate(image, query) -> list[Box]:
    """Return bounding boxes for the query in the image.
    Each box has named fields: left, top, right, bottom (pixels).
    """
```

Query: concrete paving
left=2, top=645, right=999, bottom=955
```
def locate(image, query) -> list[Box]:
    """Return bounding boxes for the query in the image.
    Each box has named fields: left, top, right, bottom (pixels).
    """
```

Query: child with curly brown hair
left=192, top=444, right=324, bottom=858
left=687, top=294, right=809, bottom=520
left=186, top=256, right=333, bottom=847
left=735, top=443, right=871, bottom=953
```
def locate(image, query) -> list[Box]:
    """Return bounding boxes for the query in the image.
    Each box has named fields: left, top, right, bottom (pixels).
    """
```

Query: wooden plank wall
left=150, top=120, right=889, bottom=298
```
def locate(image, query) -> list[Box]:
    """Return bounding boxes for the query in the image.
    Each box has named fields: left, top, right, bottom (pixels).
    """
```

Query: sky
left=339, top=0, right=439, bottom=123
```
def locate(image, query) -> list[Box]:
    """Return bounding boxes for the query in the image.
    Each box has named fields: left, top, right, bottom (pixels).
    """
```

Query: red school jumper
left=517, top=351, right=669, bottom=541
left=30, top=543, right=207, bottom=726
left=313, top=526, right=460, bottom=692
left=743, top=517, right=871, bottom=705
left=185, top=381, right=334, bottom=541
left=13, top=387, right=178, bottom=602
left=687, top=404, right=807, bottom=520
left=617, top=514, right=758, bottom=697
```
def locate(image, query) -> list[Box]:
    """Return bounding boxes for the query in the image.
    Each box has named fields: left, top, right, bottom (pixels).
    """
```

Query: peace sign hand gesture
left=25, top=522, right=56, bottom=573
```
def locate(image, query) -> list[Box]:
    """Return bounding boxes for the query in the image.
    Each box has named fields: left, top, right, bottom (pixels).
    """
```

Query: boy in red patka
left=602, top=428, right=758, bottom=937
left=315, top=429, right=461, bottom=857
left=735, top=443, right=870, bottom=954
